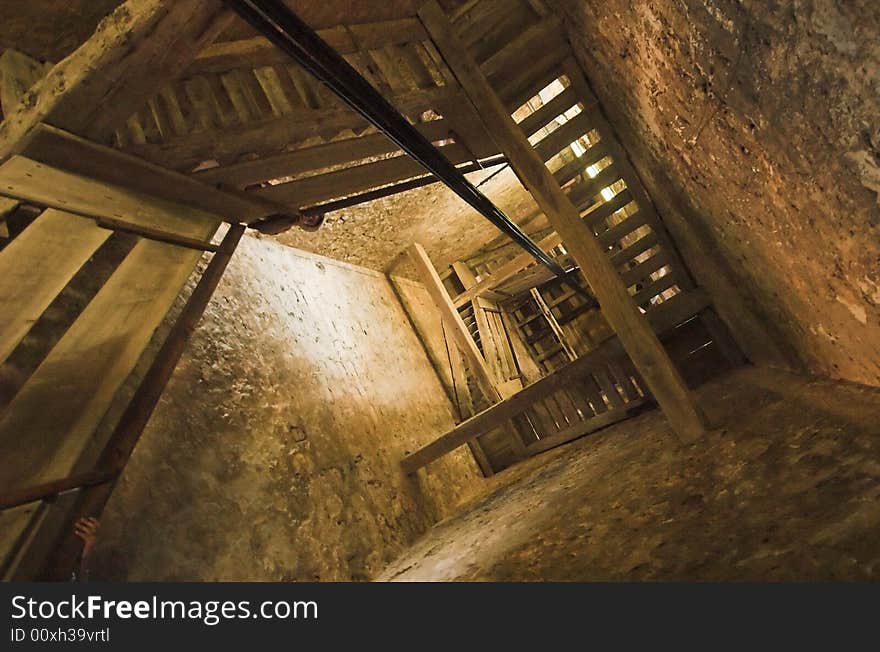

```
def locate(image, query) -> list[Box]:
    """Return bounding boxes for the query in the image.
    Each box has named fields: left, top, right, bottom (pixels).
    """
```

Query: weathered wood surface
left=0, top=198, right=218, bottom=491
left=39, top=225, right=245, bottom=581
left=0, top=1, right=233, bottom=155
left=0, top=156, right=220, bottom=240
left=19, top=124, right=279, bottom=223
left=0, top=210, right=111, bottom=365
left=0, top=50, right=53, bottom=116
left=189, top=18, right=429, bottom=74
left=419, top=1, right=705, bottom=443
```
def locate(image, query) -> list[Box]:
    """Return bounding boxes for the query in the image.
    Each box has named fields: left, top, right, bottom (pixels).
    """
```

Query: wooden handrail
left=401, top=289, right=711, bottom=473
left=402, top=341, right=617, bottom=473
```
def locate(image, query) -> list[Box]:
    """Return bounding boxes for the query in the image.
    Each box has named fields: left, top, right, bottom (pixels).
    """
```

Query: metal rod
left=223, top=0, right=566, bottom=278
left=300, top=155, right=507, bottom=218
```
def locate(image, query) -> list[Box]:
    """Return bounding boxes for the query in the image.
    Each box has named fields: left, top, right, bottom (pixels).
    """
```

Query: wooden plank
left=0, top=1, right=234, bottom=154
left=419, top=1, right=705, bottom=443
left=0, top=156, right=220, bottom=240
left=410, top=244, right=502, bottom=405
left=194, top=119, right=452, bottom=188
left=526, top=400, right=645, bottom=456
left=481, top=16, right=562, bottom=81
left=189, top=18, right=430, bottom=74
left=0, top=210, right=111, bottom=365
left=517, top=86, right=578, bottom=138
left=401, top=336, right=618, bottom=472
left=530, top=288, right=577, bottom=361
left=125, top=85, right=460, bottom=170
left=409, top=243, right=527, bottom=464
left=39, top=225, right=245, bottom=580
left=257, top=142, right=479, bottom=208
left=453, top=232, right=563, bottom=308
left=0, top=197, right=18, bottom=238
left=0, top=215, right=218, bottom=491
left=18, top=124, right=279, bottom=223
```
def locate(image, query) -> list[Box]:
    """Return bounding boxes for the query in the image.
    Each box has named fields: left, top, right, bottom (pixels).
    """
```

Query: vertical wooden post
left=418, top=1, right=706, bottom=443
left=39, top=224, right=245, bottom=580
left=409, top=243, right=527, bottom=463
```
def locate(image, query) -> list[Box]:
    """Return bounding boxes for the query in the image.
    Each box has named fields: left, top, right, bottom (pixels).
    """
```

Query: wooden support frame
left=408, top=243, right=526, bottom=468
left=418, top=1, right=705, bottom=443
left=37, top=224, right=245, bottom=581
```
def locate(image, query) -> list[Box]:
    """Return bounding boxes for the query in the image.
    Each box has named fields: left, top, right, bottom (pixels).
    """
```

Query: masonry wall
left=92, top=235, right=480, bottom=580
left=558, top=0, right=880, bottom=386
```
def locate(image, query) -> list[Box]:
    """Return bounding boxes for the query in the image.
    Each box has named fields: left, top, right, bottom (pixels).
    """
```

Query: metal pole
left=223, top=0, right=567, bottom=278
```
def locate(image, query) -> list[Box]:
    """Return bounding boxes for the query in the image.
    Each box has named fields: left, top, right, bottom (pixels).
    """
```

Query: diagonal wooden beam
left=409, top=243, right=527, bottom=465
left=418, top=1, right=706, bottom=443
left=0, top=0, right=234, bottom=157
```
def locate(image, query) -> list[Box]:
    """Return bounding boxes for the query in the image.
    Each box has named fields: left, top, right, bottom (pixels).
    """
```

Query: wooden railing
left=401, top=333, right=646, bottom=473
left=401, top=289, right=713, bottom=474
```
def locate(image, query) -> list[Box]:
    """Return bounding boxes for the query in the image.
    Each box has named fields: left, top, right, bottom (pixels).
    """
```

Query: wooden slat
left=481, top=15, right=562, bottom=81
left=194, top=119, right=452, bottom=188
left=583, top=189, right=635, bottom=229
left=401, top=336, right=618, bottom=472
left=17, top=124, right=279, bottom=223
left=0, top=197, right=18, bottom=238
left=0, top=215, right=219, bottom=491
left=419, top=1, right=705, bottom=443
left=453, top=232, right=563, bottom=308
left=632, top=273, right=679, bottom=306
left=125, top=85, right=460, bottom=170
left=0, top=156, right=220, bottom=239
left=0, top=1, right=234, bottom=153
left=526, top=401, right=644, bottom=455
left=621, top=251, right=672, bottom=288
left=518, top=86, right=578, bottom=138
left=0, top=50, right=52, bottom=116
left=0, top=210, right=110, bottom=364
left=257, top=142, right=480, bottom=207
left=597, top=209, right=650, bottom=247
left=409, top=243, right=527, bottom=465
left=534, top=111, right=595, bottom=162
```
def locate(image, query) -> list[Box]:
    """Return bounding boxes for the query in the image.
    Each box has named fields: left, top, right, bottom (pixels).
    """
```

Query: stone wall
left=92, top=235, right=481, bottom=580
left=557, top=0, right=880, bottom=386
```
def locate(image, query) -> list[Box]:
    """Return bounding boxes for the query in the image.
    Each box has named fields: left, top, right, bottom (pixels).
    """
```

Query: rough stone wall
left=92, top=235, right=481, bottom=581
left=556, top=0, right=880, bottom=386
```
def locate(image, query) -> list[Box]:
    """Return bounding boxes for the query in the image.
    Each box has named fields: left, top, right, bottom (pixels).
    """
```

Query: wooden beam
left=530, top=288, right=578, bottom=361
left=0, top=470, right=118, bottom=513
left=0, top=204, right=219, bottom=493
left=453, top=232, right=563, bottom=308
left=18, top=124, right=282, bottom=223
left=0, top=210, right=111, bottom=365
left=0, top=156, right=220, bottom=241
left=400, top=287, right=713, bottom=472
left=418, top=1, right=705, bottom=443
left=125, top=85, right=460, bottom=170
left=40, top=224, right=245, bottom=581
left=409, top=243, right=527, bottom=464
left=0, top=0, right=234, bottom=155
left=401, top=339, right=615, bottom=473
left=257, top=142, right=485, bottom=208
left=189, top=18, right=429, bottom=74
left=0, top=50, right=52, bottom=116
left=409, top=244, right=502, bottom=404
left=0, top=197, right=18, bottom=238
left=194, top=119, right=453, bottom=187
